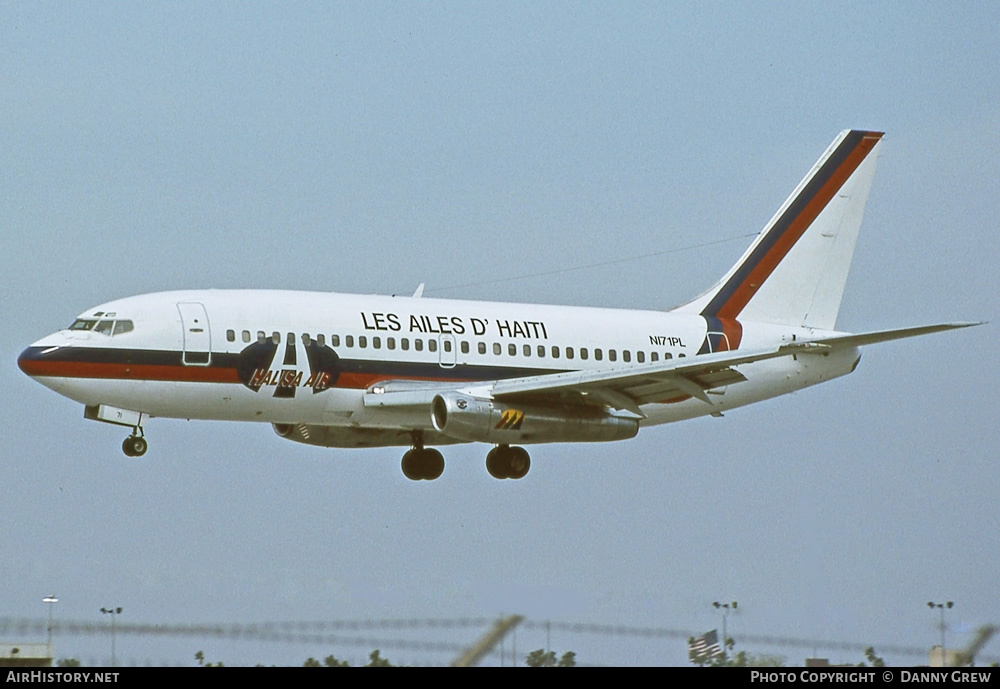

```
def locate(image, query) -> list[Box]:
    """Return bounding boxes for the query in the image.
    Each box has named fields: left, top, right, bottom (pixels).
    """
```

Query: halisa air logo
left=235, top=338, right=341, bottom=398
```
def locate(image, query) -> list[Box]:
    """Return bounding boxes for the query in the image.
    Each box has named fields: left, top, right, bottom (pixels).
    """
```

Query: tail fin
left=676, top=130, right=884, bottom=330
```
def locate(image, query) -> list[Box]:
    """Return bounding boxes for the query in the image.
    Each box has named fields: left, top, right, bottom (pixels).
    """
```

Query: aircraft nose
left=18, top=341, right=60, bottom=379
left=17, top=340, right=64, bottom=393
left=17, top=346, right=36, bottom=376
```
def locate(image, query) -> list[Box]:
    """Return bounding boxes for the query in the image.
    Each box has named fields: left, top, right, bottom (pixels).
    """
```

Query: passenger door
left=177, top=302, right=211, bottom=365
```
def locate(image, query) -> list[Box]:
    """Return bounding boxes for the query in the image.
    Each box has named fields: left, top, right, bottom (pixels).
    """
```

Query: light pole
left=100, top=607, right=123, bottom=667
left=713, top=601, right=737, bottom=662
left=927, top=601, right=953, bottom=666
left=42, top=596, right=58, bottom=646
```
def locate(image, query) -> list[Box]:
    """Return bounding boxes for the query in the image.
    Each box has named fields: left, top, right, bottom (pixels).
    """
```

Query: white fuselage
left=20, top=289, right=859, bottom=444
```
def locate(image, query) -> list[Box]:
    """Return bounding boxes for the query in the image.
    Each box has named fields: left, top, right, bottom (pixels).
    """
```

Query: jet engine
left=430, top=391, right=639, bottom=444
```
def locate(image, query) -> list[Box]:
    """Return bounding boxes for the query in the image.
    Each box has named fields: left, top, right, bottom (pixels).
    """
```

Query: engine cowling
left=430, top=392, right=639, bottom=444
left=272, top=422, right=296, bottom=438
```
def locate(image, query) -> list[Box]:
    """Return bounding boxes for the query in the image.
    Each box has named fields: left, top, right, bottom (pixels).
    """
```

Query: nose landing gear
left=122, top=430, right=147, bottom=457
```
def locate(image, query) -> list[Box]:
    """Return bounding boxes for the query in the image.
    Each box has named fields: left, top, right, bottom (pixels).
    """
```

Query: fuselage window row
left=227, top=327, right=682, bottom=363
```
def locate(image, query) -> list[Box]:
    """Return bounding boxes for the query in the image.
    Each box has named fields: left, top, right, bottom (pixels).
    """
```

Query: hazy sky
left=2, top=2, right=998, bottom=666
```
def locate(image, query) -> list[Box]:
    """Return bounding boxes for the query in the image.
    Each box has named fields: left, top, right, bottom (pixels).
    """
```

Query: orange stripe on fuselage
left=334, top=372, right=477, bottom=390
left=19, top=360, right=241, bottom=383
left=23, top=360, right=476, bottom=390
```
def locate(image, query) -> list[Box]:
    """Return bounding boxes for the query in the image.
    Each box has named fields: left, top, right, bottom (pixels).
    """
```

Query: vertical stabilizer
left=676, top=130, right=883, bottom=330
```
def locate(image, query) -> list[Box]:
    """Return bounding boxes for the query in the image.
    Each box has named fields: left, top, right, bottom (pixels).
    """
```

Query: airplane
left=18, top=130, right=977, bottom=481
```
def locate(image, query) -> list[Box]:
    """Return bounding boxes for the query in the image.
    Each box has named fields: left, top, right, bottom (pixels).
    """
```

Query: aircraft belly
left=41, top=378, right=339, bottom=423
left=330, top=401, right=436, bottom=431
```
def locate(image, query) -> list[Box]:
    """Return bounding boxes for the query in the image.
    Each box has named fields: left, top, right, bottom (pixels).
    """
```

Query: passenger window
left=345, top=335, right=354, bottom=347
left=523, top=344, right=531, bottom=357
left=651, top=352, right=659, bottom=362
left=508, top=343, right=516, bottom=356
left=608, top=350, right=617, bottom=362
left=478, top=342, right=486, bottom=355
left=242, top=330, right=251, bottom=343
left=415, top=339, right=423, bottom=352
left=637, top=351, right=645, bottom=363
left=302, top=333, right=311, bottom=346
left=401, top=338, right=409, bottom=351
left=428, top=339, right=437, bottom=353
left=257, top=331, right=266, bottom=344
left=287, top=332, right=296, bottom=345
left=493, top=343, right=501, bottom=355
left=372, top=336, right=381, bottom=349
left=595, top=348, right=603, bottom=361
left=388, top=337, right=396, bottom=350
left=679, top=353, right=686, bottom=358
left=359, top=336, right=368, bottom=348
left=226, top=329, right=235, bottom=342
left=664, top=352, right=672, bottom=359
left=566, top=347, right=574, bottom=360
left=551, top=346, right=560, bottom=358
left=443, top=340, right=452, bottom=353
left=94, top=320, right=114, bottom=336
left=272, top=332, right=280, bottom=344
left=537, top=345, right=545, bottom=358
left=332, top=335, right=340, bottom=347
left=317, top=334, right=325, bottom=347
left=113, top=320, right=134, bottom=336
left=623, top=350, right=631, bottom=363
left=580, top=348, right=588, bottom=360
left=461, top=341, right=469, bottom=354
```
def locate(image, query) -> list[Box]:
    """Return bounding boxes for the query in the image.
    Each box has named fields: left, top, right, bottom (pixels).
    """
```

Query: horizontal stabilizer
left=791, top=322, right=983, bottom=351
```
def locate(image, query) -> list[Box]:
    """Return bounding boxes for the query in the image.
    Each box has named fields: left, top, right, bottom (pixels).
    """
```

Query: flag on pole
left=689, top=629, right=722, bottom=660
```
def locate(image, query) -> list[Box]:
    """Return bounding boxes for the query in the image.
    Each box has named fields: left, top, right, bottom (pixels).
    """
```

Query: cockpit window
left=68, top=318, right=135, bottom=335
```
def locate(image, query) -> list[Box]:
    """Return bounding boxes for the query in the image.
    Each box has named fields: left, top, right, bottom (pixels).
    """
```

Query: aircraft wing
left=492, top=322, right=980, bottom=414
left=365, top=322, right=980, bottom=416
left=362, top=348, right=768, bottom=414
left=489, top=347, right=772, bottom=413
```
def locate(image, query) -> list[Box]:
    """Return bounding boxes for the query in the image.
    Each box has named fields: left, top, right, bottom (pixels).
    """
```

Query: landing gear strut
left=122, top=428, right=147, bottom=457
left=486, top=444, right=530, bottom=480
left=401, top=431, right=444, bottom=481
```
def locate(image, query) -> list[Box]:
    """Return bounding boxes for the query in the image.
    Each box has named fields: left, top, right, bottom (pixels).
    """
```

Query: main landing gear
left=486, top=444, right=531, bottom=480
left=122, top=429, right=147, bottom=457
left=399, top=434, right=531, bottom=481
left=401, top=432, right=444, bottom=481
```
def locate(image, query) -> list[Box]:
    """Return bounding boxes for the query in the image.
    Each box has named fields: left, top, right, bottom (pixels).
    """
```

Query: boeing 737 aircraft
left=18, top=130, right=976, bottom=480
